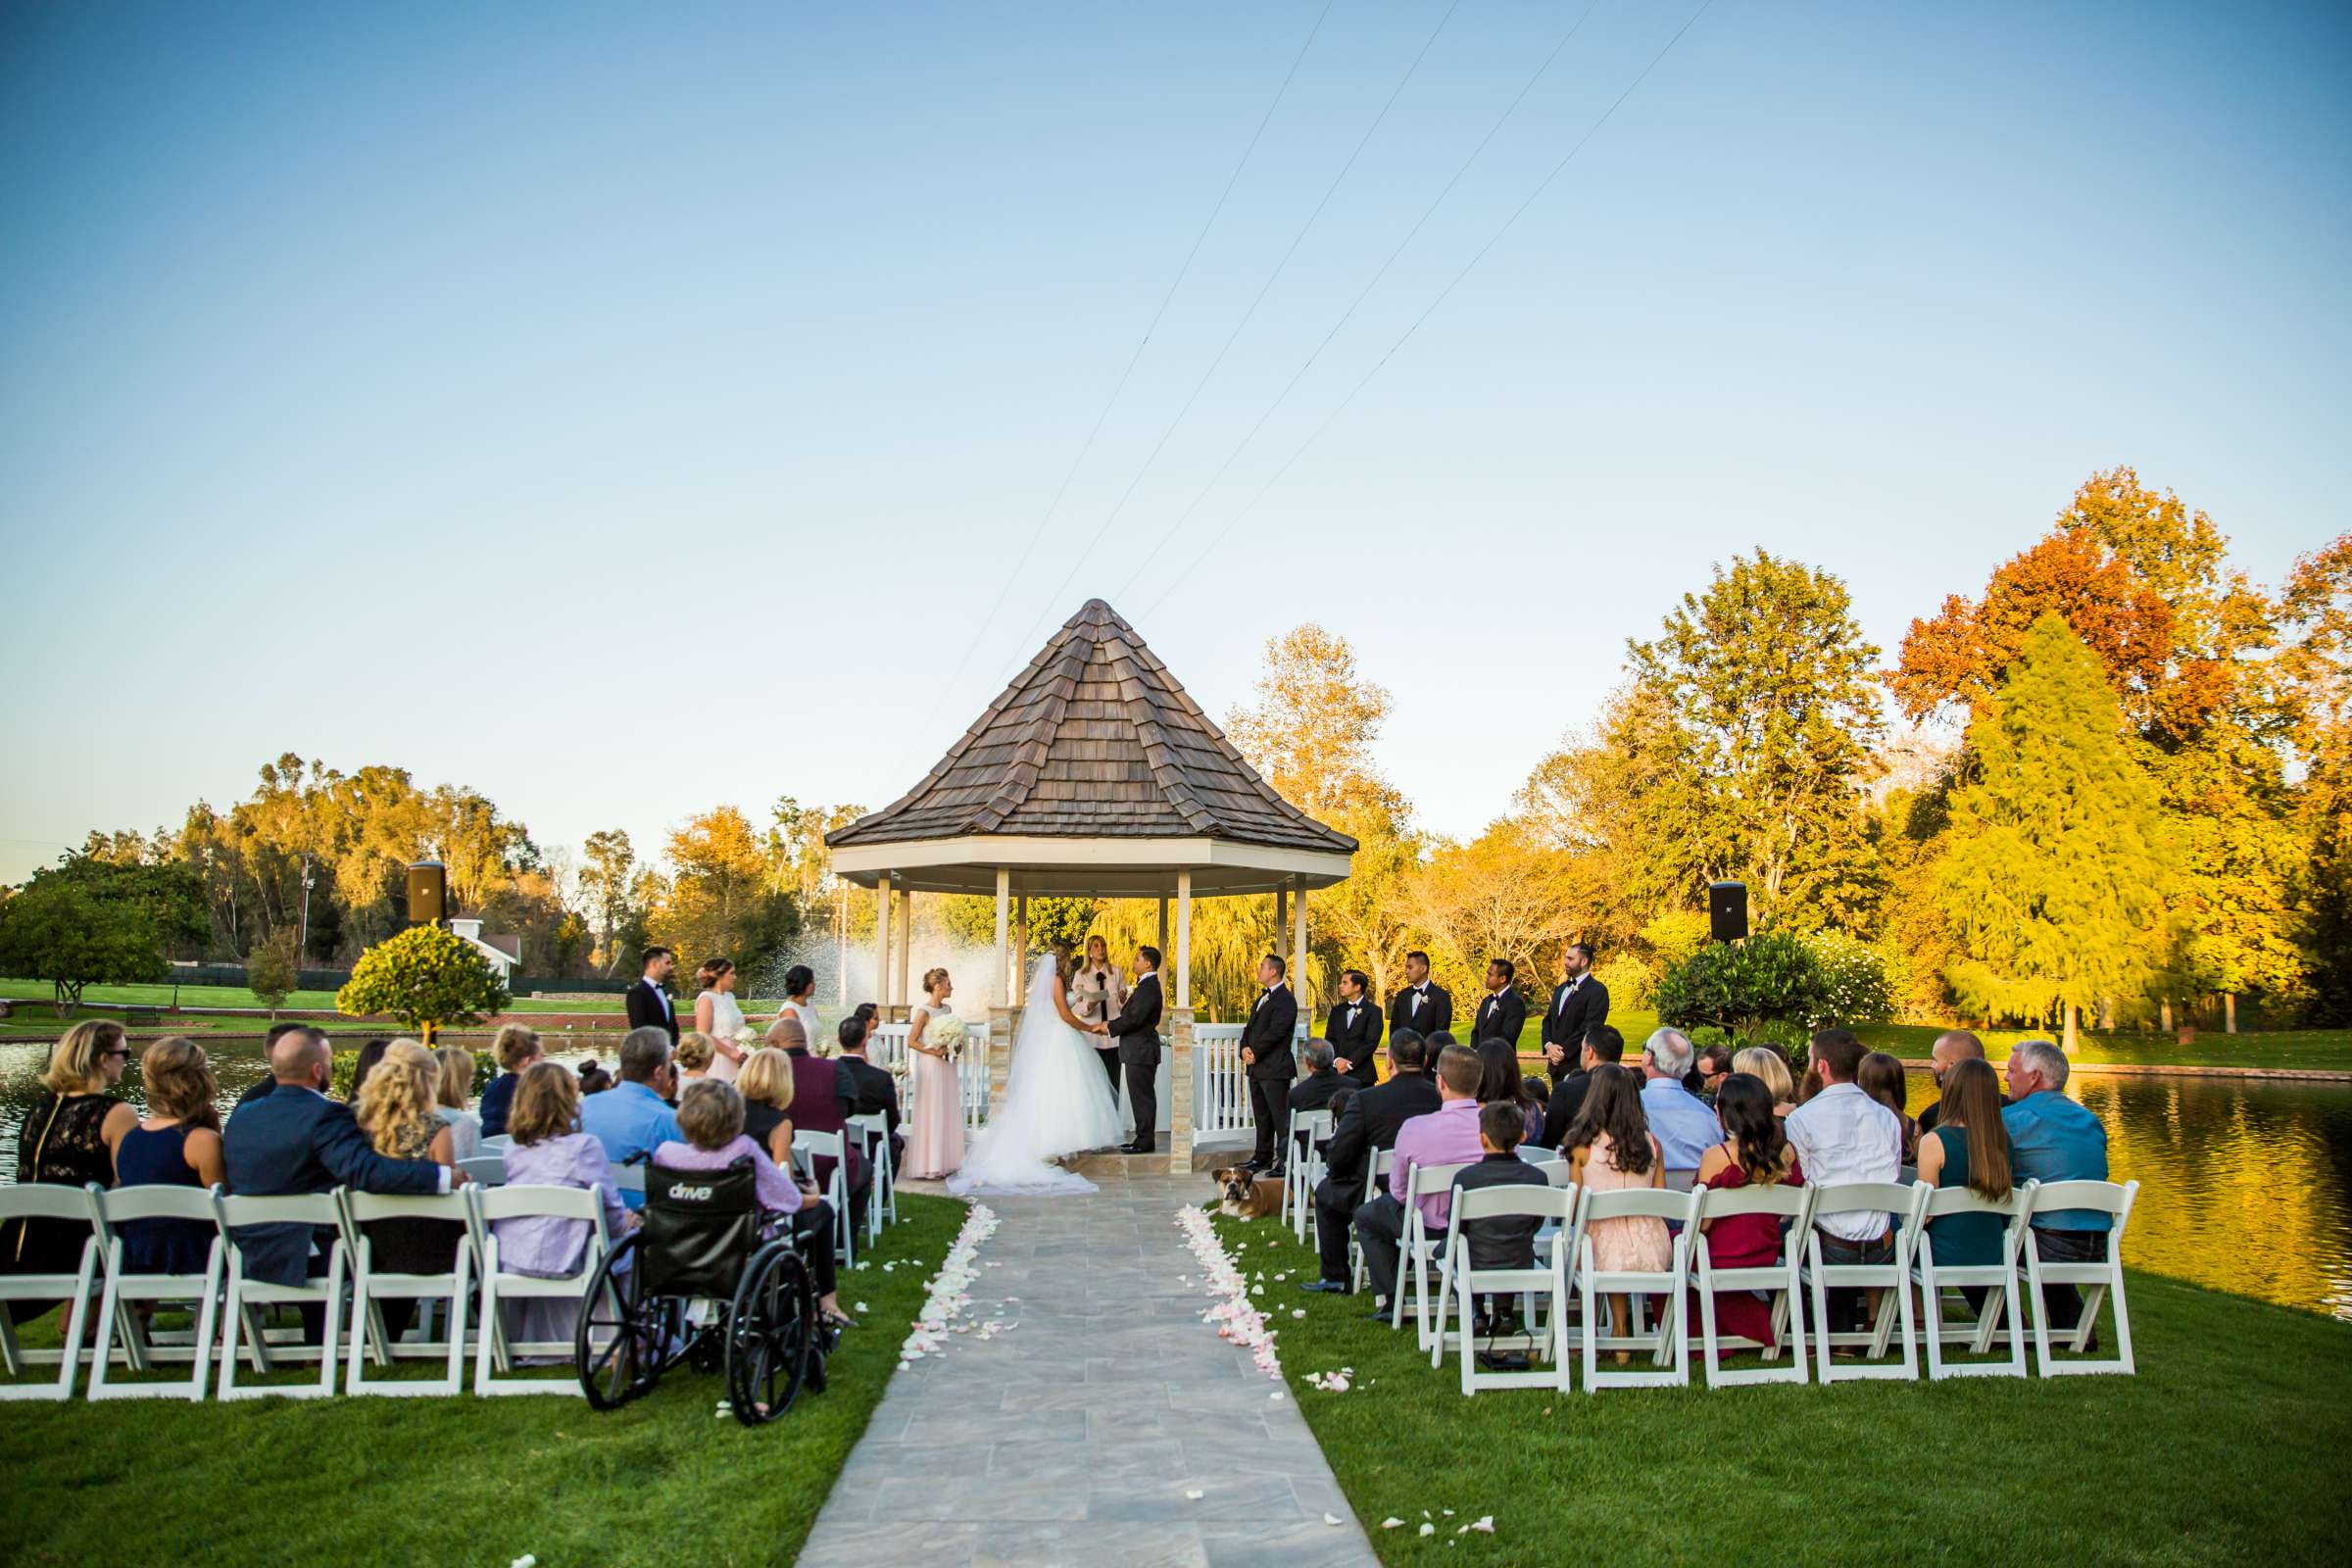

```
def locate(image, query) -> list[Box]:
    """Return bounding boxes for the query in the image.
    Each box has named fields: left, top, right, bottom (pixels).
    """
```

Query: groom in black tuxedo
left=1094, top=946, right=1164, bottom=1154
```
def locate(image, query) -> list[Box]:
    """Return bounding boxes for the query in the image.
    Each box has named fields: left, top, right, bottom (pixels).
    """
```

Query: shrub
left=329, top=1046, right=497, bottom=1102
left=246, top=931, right=300, bottom=1018
left=1800, top=930, right=1894, bottom=1027
left=1639, top=909, right=1713, bottom=970
left=1653, top=928, right=1829, bottom=1049
left=336, top=924, right=511, bottom=1031
left=1593, top=953, right=1659, bottom=1012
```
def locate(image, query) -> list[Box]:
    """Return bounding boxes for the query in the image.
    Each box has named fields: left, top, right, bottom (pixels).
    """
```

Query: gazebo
left=825, top=598, right=1355, bottom=1170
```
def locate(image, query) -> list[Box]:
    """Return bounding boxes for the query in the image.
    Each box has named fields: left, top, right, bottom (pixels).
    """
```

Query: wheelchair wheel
left=576, top=1232, right=679, bottom=1410
left=725, top=1240, right=813, bottom=1426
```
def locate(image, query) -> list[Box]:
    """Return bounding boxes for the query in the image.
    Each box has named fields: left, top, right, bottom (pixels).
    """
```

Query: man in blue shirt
left=1638, top=1028, right=1722, bottom=1174
left=2004, top=1039, right=2111, bottom=1335
left=580, top=1026, right=682, bottom=1209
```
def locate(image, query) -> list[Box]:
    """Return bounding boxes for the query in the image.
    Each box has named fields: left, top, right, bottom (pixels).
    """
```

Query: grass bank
left=0, top=1192, right=966, bottom=1568
left=1210, top=1212, right=2351, bottom=1567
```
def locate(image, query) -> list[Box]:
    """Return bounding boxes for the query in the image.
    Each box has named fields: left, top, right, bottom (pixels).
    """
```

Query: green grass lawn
left=1211, top=1212, right=2352, bottom=1567
left=0, top=1192, right=964, bottom=1568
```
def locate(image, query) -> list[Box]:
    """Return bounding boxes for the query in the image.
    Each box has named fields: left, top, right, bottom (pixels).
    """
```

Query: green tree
left=336, top=924, right=511, bottom=1032
left=245, top=929, right=301, bottom=1019
left=0, top=872, right=173, bottom=1014
left=579, top=829, right=639, bottom=976
left=1936, top=614, right=2174, bottom=1051
left=1652, top=928, right=1829, bottom=1050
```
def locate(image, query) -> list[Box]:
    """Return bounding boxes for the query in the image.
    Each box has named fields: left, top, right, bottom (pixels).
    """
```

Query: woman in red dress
left=1689, top=1072, right=1803, bottom=1349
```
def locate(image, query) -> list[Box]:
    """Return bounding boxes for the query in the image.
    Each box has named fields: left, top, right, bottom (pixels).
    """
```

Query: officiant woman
left=1071, top=935, right=1128, bottom=1094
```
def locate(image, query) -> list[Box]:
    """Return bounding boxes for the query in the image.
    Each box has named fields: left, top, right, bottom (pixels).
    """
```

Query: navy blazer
left=222, top=1086, right=443, bottom=1286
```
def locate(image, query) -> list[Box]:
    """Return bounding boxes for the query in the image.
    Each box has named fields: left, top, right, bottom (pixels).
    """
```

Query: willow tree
left=1937, top=614, right=2173, bottom=1051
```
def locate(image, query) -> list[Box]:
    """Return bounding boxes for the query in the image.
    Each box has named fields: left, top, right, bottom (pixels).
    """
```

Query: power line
left=1114, top=0, right=1608, bottom=601
left=908, top=0, right=1338, bottom=750
left=1137, top=0, right=1719, bottom=620
left=1002, top=0, right=1466, bottom=665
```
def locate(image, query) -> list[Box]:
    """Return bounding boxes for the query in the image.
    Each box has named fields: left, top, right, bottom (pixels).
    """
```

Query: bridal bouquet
left=927, top=1013, right=969, bottom=1059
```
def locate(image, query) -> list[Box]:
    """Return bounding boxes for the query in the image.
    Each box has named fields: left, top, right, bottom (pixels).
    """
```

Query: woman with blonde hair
left=673, top=1031, right=719, bottom=1092
left=354, top=1040, right=463, bottom=1337
left=736, top=1046, right=798, bottom=1170
left=903, top=966, right=964, bottom=1181
left=494, top=1059, right=632, bottom=1354
left=4, top=1019, right=139, bottom=1321
left=1069, top=935, right=1127, bottom=1092
left=1733, top=1046, right=1797, bottom=1118
left=691, top=957, right=748, bottom=1082
left=431, top=1045, right=482, bottom=1160
left=113, top=1037, right=227, bottom=1276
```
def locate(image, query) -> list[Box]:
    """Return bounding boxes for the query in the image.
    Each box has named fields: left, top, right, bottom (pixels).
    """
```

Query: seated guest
left=1916, top=1056, right=2011, bottom=1309
left=835, top=1015, right=905, bottom=1172
left=1523, top=1075, right=1551, bottom=1122
left=737, top=1047, right=798, bottom=1169
left=765, top=1014, right=867, bottom=1235
left=1784, top=1028, right=1903, bottom=1334
left=4, top=1019, right=139, bottom=1324
left=578, top=1060, right=613, bottom=1096
left=496, top=1060, right=633, bottom=1354
left=478, top=1024, right=543, bottom=1136
left=112, top=1037, right=226, bottom=1277
left=1688, top=1073, right=1801, bottom=1348
left=1564, top=1063, right=1670, bottom=1359
left=656, top=1080, right=853, bottom=1329
left=1474, top=1038, right=1544, bottom=1145
left=1638, top=1028, right=1720, bottom=1175
left=1447, top=1100, right=1552, bottom=1354
left=1301, top=1032, right=1440, bottom=1296
left=1916, top=1030, right=1984, bottom=1137
left=221, top=1026, right=449, bottom=1338
left=1693, top=1044, right=1735, bottom=1103
left=431, top=1045, right=482, bottom=1160
left=2003, top=1040, right=2111, bottom=1337
left=1539, top=1024, right=1623, bottom=1151
left=1353, top=1043, right=1485, bottom=1320
left=345, top=1038, right=391, bottom=1103
left=672, top=1030, right=719, bottom=1095
left=1733, top=1046, right=1796, bottom=1117
left=1858, top=1050, right=1919, bottom=1164
left=1286, top=1042, right=1348, bottom=1166
left=234, top=1020, right=309, bottom=1107
left=354, top=1040, right=466, bottom=1339
left=578, top=1027, right=683, bottom=1209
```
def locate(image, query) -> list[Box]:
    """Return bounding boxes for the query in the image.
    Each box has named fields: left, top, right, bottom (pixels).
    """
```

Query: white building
left=448, top=917, right=521, bottom=983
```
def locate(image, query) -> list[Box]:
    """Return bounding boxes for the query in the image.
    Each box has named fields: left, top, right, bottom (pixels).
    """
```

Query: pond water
left=4, top=1037, right=2348, bottom=1321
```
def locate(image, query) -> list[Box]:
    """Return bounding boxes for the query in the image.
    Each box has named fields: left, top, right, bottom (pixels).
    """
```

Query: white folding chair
left=1429, top=1186, right=1578, bottom=1395
left=215, top=1191, right=345, bottom=1400
left=1691, top=1182, right=1814, bottom=1388
left=0, top=1184, right=105, bottom=1401
left=479, top=1135, right=513, bottom=1153
left=1663, top=1168, right=1700, bottom=1193
left=1912, top=1183, right=2032, bottom=1380
left=1395, top=1160, right=1473, bottom=1348
left=2021, top=1179, right=2138, bottom=1377
left=87, top=1184, right=225, bottom=1401
left=1285, top=1108, right=1334, bottom=1244
left=340, top=1190, right=476, bottom=1396
left=1348, top=1149, right=1395, bottom=1295
left=1802, top=1182, right=1932, bottom=1384
left=468, top=1184, right=612, bottom=1396
left=790, top=1131, right=855, bottom=1267
left=1576, top=1187, right=1701, bottom=1391
left=849, top=1112, right=896, bottom=1242
left=458, top=1156, right=508, bottom=1188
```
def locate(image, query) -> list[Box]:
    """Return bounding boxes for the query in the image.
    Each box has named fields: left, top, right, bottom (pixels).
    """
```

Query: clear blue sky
left=3, top=0, right=2346, bottom=887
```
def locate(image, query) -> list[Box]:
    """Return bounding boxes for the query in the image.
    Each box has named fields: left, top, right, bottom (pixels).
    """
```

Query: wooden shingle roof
left=828, top=600, right=1356, bottom=857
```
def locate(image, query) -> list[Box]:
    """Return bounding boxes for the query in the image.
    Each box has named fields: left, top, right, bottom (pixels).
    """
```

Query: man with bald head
left=221, top=1025, right=455, bottom=1328
left=1915, top=1030, right=1984, bottom=1137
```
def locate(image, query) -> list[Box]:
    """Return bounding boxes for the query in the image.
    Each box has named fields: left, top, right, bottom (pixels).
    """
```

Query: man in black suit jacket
left=625, top=945, right=679, bottom=1044
left=1299, top=1032, right=1443, bottom=1291
left=1541, top=943, right=1609, bottom=1085
left=1387, top=950, right=1451, bottom=1041
left=1239, top=954, right=1299, bottom=1173
left=834, top=1014, right=904, bottom=1171
left=1470, top=958, right=1527, bottom=1051
left=1096, top=948, right=1164, bottom=1153
left=1325, top=968, right=1383, bottom=1088
left=1539, top=1023, right=1625, bottom=1150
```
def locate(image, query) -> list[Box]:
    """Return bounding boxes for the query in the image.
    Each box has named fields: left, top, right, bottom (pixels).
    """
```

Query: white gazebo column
left=994, top=866, right=1011, bottom=1008
left=1156, top=893, right=1169, bottom=959
left=1015, top=892, right=1029, bottom=980
left=1175, top=870, right=1192, bottom=1008
left=1293, top=872, right=1309, bottom=1015
left=874, top=872, right=893, bottom=1017
left=1274, top=885, right=1288, bottom=967
left=1168, top=868, right=1196, bottom=1175
left=894, top=884, right=912, bottom=1017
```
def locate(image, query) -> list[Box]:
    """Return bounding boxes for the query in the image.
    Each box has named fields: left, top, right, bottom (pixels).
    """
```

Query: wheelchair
left=573, top=1157, right=833, bottom=1425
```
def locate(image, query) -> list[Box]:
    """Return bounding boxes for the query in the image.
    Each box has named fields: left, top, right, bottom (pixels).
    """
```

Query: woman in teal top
left=1915, top=1057, right=2014, bottom=1268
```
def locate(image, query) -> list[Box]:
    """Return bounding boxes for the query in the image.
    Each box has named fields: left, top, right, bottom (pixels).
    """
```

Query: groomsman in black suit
left=625, top=946, right=679, bottom=1045
left=1096, top=947, right=1165, bottom=1154
left=1470, top=958, right=1526, bottom=1050
left=1541, top=942, right=1609, bottom=1085
left=1387, top=950, right=1451, bottom=1040
left=1240, top=953, right=1298, bottom=1174
left=1325, top=969, right=1383, bottom=1088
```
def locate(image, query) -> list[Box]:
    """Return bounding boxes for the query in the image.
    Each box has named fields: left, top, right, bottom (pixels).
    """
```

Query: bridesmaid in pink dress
left=1564, top=1064, right=1670, bottom=1361
left=902, top=968, right=965, bottom=1180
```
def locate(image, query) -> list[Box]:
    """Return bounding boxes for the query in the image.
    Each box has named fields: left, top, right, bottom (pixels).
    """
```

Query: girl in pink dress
left=902, top=968, right=966, bottom=1180
left=1565, top=1064, right=1670, bottom=1361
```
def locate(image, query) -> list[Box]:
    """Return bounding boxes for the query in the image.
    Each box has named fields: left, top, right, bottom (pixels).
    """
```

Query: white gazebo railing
left=868, top=1021, right=994, bottom=1133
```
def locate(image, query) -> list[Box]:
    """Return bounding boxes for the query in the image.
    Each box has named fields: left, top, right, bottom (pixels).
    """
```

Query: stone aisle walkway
left=797, top=1166, right=1379, bottom=1568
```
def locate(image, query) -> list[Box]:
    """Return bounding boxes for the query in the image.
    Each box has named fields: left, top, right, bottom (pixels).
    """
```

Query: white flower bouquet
left=928, top=1013, right=969, bottom=1059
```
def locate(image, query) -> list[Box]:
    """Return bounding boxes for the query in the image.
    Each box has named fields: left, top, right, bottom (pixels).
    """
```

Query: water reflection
left=5, top=1037, right=2348, bottom=1320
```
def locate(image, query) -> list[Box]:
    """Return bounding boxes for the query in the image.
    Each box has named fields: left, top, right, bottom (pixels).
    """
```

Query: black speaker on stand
left=1709, top=881, right=1748, bottom=944
left=407, top=860, right=448, bottom=928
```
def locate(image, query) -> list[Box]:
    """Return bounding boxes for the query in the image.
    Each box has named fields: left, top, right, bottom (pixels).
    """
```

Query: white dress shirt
left=1555, top=976, right=1583, bottom=1015
left=1785, top=1082, right=1903, bottom=1241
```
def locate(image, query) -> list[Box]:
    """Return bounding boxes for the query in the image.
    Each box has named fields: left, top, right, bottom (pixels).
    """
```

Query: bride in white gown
left=947, top=946, right=1127, bottom=1197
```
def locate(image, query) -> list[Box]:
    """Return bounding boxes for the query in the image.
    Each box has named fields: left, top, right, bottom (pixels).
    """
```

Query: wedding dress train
left=947, top=956, right=1126, bottom=1197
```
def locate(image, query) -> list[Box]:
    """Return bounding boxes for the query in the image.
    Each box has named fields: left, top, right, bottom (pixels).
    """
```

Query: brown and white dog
left=1211, top=1164, right=1287, bottom=1221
